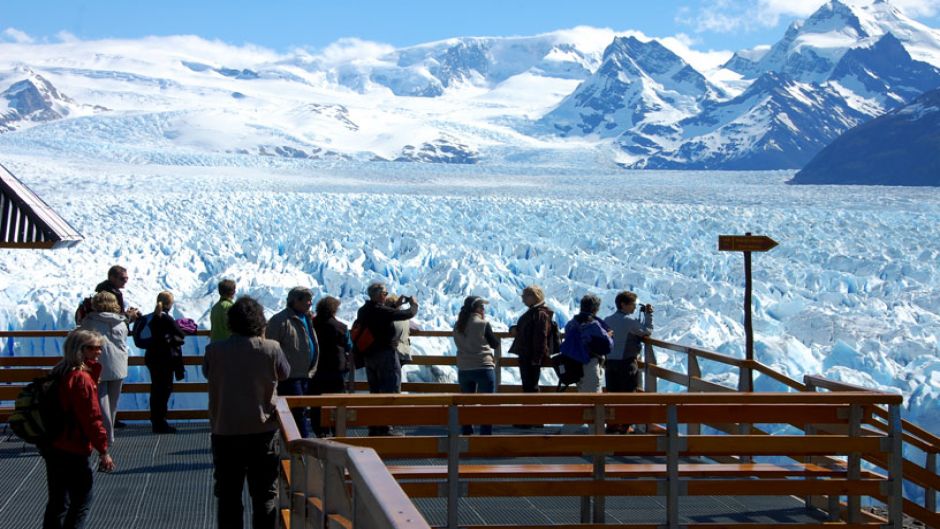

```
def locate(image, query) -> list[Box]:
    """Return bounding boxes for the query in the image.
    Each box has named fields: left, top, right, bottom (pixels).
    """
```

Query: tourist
left=94, top=265, right=139, bottom=322
left=41, top=329, right=114, bottom=529
left=561, top=294, right=613, bottom=394
left=138, top=291, right=186, bottom=434
left=604, top=291, right=654, bottom=433
left=78, top=291, right=129, bottom=446
left=209, top=279, right=237, bottom=343
left=265, top=287, right=319, bottom=438
left=386, top=294, right=414, bottom=366
left=204, top=296, right=290, bottom=529
left=508, top=285, right=554, bottom=394
left=356, top=282, right=418, bottom=436
left=453, top=296, right=499, bottom=435
left=310, top=296, right=352, bottom=437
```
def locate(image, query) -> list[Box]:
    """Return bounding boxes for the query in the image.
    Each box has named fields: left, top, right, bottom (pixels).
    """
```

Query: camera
left=638, top=304, right=648, bottom=314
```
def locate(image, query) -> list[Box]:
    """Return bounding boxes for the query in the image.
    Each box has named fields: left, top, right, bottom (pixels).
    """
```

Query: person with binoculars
left=604, top=291, right=654, bottom=433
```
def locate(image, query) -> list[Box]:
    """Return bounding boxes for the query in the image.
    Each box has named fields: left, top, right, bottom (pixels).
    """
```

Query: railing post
left=290, top=451, right=306, bottom=529
left=446, top=404, right=460, bottom=529
left=666, top=404, right=680, bottom=529
left=644, top=341, right=657, bottom=393
left=592, top=403, right=606, bottom=523
left=737, top=363, right=753, bottom=392
left=847, top=404, right=862, bottom=523
left=687, top=354, right=701, bottom=435
left=335, top=405, right=347, bottom=437
left=927, top=451, right=937, bottom=514
left=886, top=404, right=904, bottom=529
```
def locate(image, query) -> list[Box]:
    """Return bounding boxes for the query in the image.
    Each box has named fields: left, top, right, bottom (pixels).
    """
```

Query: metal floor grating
left=0, top=423, right=830, bottom=528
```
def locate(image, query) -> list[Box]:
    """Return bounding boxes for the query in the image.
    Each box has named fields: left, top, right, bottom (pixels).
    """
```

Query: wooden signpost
left=718, top=233, right=778, bottom=392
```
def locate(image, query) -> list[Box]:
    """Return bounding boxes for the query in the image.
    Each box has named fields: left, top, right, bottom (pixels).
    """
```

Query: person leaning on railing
left=41, top=329, right=115, bottom=529
left=508, top=285, right=554, bottom=394
left=454, top=295, right=500, bottom=435
left=203, top=296, right=290, bottom=529
left=603, top=290, right=654, bottom=434
left=310, top=296, right=352, bottom=438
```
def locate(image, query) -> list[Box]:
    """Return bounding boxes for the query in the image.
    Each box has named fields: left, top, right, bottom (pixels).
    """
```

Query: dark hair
left=107, top=265, right=127, bottom=280
left=580, top=294, right=602, bottom=315
left=455, top=296, right=484, bottom=335
left=218, top=279, right=236, bottom=298
left=315, top=296, right=340, bottom=318
left=286, top=286, right=313, bottom=306
left=228, top=296, right=267, bottom=337
left=615, top=291, right=638, bottom=310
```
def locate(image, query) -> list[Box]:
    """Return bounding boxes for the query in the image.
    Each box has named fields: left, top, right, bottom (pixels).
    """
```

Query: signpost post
left=718, top=233, right=778, bottom=392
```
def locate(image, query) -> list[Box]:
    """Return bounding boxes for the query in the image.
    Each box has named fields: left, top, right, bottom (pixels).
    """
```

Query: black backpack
left=132, top=314, right=156, bottom=350
left=9, top=373, right=66, bottom=445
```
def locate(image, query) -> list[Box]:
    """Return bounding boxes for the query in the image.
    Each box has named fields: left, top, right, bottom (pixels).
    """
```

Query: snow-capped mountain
left=621, top=72, right=869, bottom=169
left=0, top=1, right=938, bottom=170
left=539, top=36, right=720, bottom=139
left=614, top=0, right=940, bottom=169
left=0, top=68, right=104, bottom=132
left=790, top=86, right=940, bottom=185
left=724, top=0, right=940, bottom=81
left=309, top=29, right=615, bottom=97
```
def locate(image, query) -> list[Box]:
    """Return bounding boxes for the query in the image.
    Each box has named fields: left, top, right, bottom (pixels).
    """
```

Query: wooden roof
left=0, top=162, right=82, bottom=249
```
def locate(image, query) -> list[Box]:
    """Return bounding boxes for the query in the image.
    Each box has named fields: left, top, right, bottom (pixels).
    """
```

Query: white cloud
left=1, top=27, right=34, bottom=44
left=893, top=0, right=940, bottom=16
left=659, top=33, right=734, bottom=72
left=55, top=31, right=80, bottom=43
left=316, top=38, right=395, bottom=65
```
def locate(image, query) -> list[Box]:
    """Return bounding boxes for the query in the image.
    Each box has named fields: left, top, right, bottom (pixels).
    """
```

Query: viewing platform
left=2, top=330, right=938, bottom=528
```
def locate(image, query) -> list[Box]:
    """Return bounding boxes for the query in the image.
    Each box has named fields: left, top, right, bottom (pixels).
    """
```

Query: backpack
left=74, top=296, right=94, bottom=325
left=551, top=353, right=583, bottom=391
left=132, top=313, right=156, bottom=350
left=350, top=320, right=375, bottom=356
left=8, top=373, right=66, bottom=445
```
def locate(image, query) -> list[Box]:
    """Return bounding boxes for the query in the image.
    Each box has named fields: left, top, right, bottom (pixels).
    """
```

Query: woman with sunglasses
left=41, top=329, right=115, bottom=529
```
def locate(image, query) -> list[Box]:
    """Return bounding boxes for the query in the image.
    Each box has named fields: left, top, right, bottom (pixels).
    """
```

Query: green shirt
left=209, top=298, right=235, bottom=343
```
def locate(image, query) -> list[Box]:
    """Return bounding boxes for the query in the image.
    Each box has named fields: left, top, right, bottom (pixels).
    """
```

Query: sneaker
left=113, top=420, right=128, bottom=429
left=386, top=428, right=406, bottom=437
left=153, top=424, right=177, bottom=434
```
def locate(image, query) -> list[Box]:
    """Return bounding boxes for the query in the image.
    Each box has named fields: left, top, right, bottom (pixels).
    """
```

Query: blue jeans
left=458, top=368, right=495, bottom=435
left=42, top=447, right=93, bottom=529
left=277, top=378, right=310, bottom=438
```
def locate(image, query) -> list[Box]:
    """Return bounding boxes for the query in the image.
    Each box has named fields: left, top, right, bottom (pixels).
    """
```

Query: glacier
left=0, top=147, right=937, bottom=438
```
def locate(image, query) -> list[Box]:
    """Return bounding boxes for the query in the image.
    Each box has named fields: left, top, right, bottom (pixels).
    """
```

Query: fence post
left=887, top=404, right=904, bottom=529
left=686, top=354, right=701, bottom=435
left=592, top=402, right=606, bottom=523
left=290, top=451, right=307, bottom=529
left=447, top=404, right=460, bottom=529
left=644, top=341, right=657, bottom=393
left=847, top=404, right=862, bottom=523
left=666, top=404, right=680, bottom=529
left=927, top=451, right=937, bottom=514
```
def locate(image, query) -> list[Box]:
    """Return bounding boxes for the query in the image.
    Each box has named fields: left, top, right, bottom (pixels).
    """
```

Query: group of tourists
left=37, top=265, right=653, bottom=529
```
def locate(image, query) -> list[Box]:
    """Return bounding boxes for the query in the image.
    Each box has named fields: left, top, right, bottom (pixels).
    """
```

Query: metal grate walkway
left=0, top=423, right=829, bottom=528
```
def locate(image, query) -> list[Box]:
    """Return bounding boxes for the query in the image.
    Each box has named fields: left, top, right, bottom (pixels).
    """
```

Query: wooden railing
left=275, top=398, right=431, bottom=529
left=277, top=392, right=905, bottom=529
left=2, top=329, right=939, bottom=527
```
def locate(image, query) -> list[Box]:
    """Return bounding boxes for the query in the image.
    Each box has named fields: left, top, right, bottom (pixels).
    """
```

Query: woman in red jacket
left=42, top=329, right=115, bottom=529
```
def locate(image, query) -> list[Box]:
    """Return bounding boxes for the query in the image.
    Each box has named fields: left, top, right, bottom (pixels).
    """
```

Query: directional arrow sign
left=718, top=235, right=778, bottom=252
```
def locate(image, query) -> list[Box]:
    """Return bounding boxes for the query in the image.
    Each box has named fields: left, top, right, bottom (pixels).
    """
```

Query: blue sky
left=2, top=0, right=939, bottom=53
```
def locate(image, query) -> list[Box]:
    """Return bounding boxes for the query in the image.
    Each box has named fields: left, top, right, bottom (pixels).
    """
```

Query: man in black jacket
left=356, top=282, right=418, bottom=436
left=95, top=265, right=139, bottom=322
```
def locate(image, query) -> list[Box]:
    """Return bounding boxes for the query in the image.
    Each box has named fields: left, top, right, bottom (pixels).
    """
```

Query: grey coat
left=79, top=312, right=129, bottom=381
